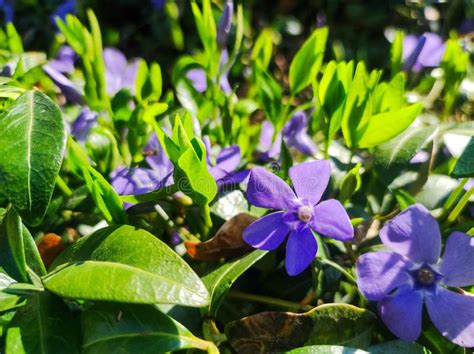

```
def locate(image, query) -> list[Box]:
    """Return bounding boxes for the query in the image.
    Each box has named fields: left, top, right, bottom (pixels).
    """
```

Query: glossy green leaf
left=0, top=272, right=22, bottom=312
left=356, top=103, right=422, bottom=148
left=286, top=345, right=367, bottom=354
left=44, top=225, right=209, bottom=307
left=390, top=31, right=404, bottom=77
left=452, top=137, right=474, bottom=177
left=339, top=163, right=362, bottom=203
left=82, top=303, right=217, bottom=354
left=5, top=292, right=81, bottom=354
left=289, top=27, right=328, bottom=95
left=202, top=249, right=267, bottom=316
left=0, top=90, right=66, bottom=226
left=368, top=340, right=431, bottom=354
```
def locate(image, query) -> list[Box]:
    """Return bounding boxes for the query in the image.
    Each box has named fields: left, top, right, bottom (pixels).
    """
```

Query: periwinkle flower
left=243, top=160, right=354, bottom=275
left=203, top=136, right=249, bottom=190
left=49, top=46, right=76, bottom=74
left=217, top=0, right=233, bottom=49
left=111, top=133, right=174, bottom=198
left=186, top=49, right=231, bottom=94
left=259, top=111, right=317, bottom=160
left=356, top=204, right=474, bottom=347
left=103, top=47, right=138, bottom=96
left=0, top=0, right=13, bottom=24
left=403, top=33, right=445, bottom=72
left=71, top=107, right=98, bottom=143
left=43, top=63, right=84, bottom=104
left=151, top=0, right=165, bottom=10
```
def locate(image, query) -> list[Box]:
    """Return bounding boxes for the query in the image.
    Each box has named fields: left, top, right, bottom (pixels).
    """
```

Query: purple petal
left=217, top=0, right=233, bottom=48
left=258, top=121, right=282, bottom=160
left=439, top=232, right=474, bottom=287
left=425, top=288, right=474, bottom=347
left=356, top=251, right=412, bottom=301
left=110, top=166, right=165, bottom=195
left=43, top=64, right=84, bottom=104
left=121, top=61, right=138, bottom=94
left=216, top=169, right=250, bottom=189
left=246, top=167, right=296, bottom=210
left=216, top=145, right=241, bottom=172
left=379, top=204, right=441, bottom=264
left=144, top=133, right=174, bottom=175
left=283, top=111, right=317, bottom=156
left=220, top=74, right=232, bottom=94
left=417, top=33, right=445, bottom=68
left=311, top=199, right=354, bottom=241
left=402, top=35, right=420, bottom=61
left=285, top=226, right=318, bottom=276
left=49, top=46, right=76, bottom=73
left=289, top=160, right=330, bottom=204
left=379, top=287, right=423, bottom=342
left=71, top=107, right=98, bottom=142
left=403, top=35, right=426, bottom=71
left=243, top=211, right=290, bottom=250
left=104, top=47, right=127, bottom=75
left=186, top=68, right=207, bottom=93
left=409, top=150, right=430, bottom=164
left=51, top=0, right=75, bottom=25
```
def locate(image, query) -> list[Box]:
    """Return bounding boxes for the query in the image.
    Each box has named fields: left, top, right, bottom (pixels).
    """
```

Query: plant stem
left=55, top=175, right=73, bottom=197
left=228, top=290, right=313, bottom=312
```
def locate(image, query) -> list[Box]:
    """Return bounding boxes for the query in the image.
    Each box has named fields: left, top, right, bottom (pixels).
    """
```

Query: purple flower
left=48, top=46, right=76, bottom=74
left=243, top=160, right=354, bottom=275
left=103, top=47, right=138, bottom=96
left=0, top=0, right=13, bottom=24
left=185, top=50, right=231, bottom=94
left=203, top=136, right=249, bottom=190
left=71, top=107, right=98, bottom=142
left=403, top=33, right=445, bottom=72
left=259, top=111, right=317, bottom=160
left=151, top=0, right=165, bottom=10
left=43, top=63, right=84, bottom=104
left=51, top=0, right=75, bottom=25
left=217, top=0, right=233, bottom=49
left=111, top=133, right=174, bottom=197
left=356, top=204, right=474, bottom=347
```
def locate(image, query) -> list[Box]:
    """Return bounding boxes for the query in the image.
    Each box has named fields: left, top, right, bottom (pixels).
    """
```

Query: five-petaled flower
left=243, top=160, right=354, bottom=275
left=356, top=203, right=474, bottom=347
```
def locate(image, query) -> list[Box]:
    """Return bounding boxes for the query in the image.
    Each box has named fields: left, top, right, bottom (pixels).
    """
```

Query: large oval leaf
left=82, top=303, right=217, bottom=354
left=286, top=345, right=367, bottom=354
left=43, top=225, right=209, bottom=307
left=5, top=292, right=80, bottom=354
left=0, top=90, right=66, bottom=226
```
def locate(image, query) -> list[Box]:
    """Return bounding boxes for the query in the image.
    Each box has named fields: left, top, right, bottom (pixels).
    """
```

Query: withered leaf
left=37, top=233, right=65, bottom=268
left=185, top=213, right=255, bottom=261
left=225, top=304, right=376, bottom=353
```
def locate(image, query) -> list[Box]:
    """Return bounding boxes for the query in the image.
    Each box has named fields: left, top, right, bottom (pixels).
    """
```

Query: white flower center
left=297, top=205, right=312, bottom=223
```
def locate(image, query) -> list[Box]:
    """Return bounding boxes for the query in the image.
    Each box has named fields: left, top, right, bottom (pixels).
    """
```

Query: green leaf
left=225, top=304, right=375, bottom=353
left=0, top=272, right=22, bottom=312
left=286, top=345, right=367, bottom=354
left=6, top=23, right=23, bottom=53
left=44, top=225, right=209, bottom=307
left=202, top=250, right=267, bottom=316
left=368, top=340, right=431, bottom=354
left=356, top=103, right=422, bottom=148
left=452, top=137, right=474, bottom=177
left=339, top=163, right=362, bottom=203
left=390, top=31, right=404, bottom=77
left=0, top=91, right=66, bottom=226
left=303, top=304, right=375, bottom=349
left=5, top=292, right=81, bottom=354
left=394, top=189, right=416, bottom=210
left=289, top=27, right=328, bottom=95
left=82, top=303, right=217, bottom=354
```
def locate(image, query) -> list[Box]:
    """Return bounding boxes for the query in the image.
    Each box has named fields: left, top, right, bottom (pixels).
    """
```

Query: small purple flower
left=71, top=107, right=98, bottom=142
left=49, top=46, right=76, bottom=74
left=356, top=204, right=474, bottom=347
left=203, top=136, right=249, bottom=190
left=111, top=133, right=174, bottom=198
left=103, top=47, right=138, bottom=96
left=243, top=160, right=354, bottom=275
left=259, top=111, right=317, bottom=160
left=151, top=0, right=165, bottom=10
left=403, top=33, right=445, bottom=72
left=51, top=0, right=76, bottom=25
left=217, top=0, right=233, bottom=49
left=186, top=50, right=231, bottom=94
left=0, top=0, right=13, bottom=24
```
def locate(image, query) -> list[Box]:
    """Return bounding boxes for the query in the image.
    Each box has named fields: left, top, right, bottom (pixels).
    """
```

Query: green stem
left=55, top=175, right=73, bottom=197
left=439, top=177, right=469, bottom=221
left=317, top=258, right=357, bottom=285
left=228, top=290, right=313, bottom=312
left=443, top=185, right=474, bottom=228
